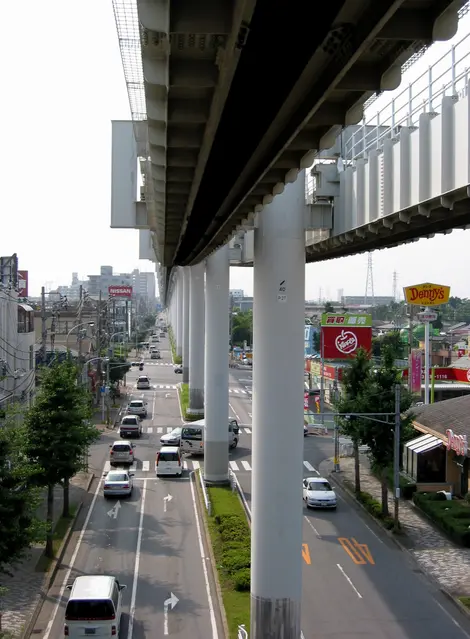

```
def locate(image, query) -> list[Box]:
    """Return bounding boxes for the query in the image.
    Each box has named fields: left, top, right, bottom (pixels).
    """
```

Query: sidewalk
left=320, top=456, right=470, bottom=597
left=0, top=472, right=93, bottom=636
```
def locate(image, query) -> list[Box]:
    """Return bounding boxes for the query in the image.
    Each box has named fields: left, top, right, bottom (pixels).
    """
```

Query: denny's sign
left=446, top=429, right=468, bottom=457
left=403, top=282, right=450, bottom=307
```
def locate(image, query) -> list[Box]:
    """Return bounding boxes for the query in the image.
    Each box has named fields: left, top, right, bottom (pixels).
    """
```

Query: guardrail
left=197, top=467, right=212, bottom=516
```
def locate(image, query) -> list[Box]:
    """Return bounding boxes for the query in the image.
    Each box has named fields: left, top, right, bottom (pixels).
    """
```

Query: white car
left=127, top=399, right=148, bottom=418
left=136, top=375, right=151, bottom=390
left=302, top=476, right=337, bottom=509
left=103, top=470, right=134, bottom=497
left=109, top=440, right=136, bottom=467
left=119, top=415, right=143, bottom=438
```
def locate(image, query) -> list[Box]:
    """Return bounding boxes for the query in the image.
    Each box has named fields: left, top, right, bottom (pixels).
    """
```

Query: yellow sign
left=302, top=543, right=311, bottom=565
left=338, top=538, right=374, bottom=565
left=403, top=282, right=450, bottom=307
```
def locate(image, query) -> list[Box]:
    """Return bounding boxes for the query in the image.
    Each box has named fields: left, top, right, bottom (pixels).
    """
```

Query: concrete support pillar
left=251, top=175, right=305, bottom=638
left=188, top=262, right=205, bottom=415
left=176, top=269, right=183, bottom=359
left=182, top=267, right=190, bottom=382
left=204, top=244, right=229, bottom=484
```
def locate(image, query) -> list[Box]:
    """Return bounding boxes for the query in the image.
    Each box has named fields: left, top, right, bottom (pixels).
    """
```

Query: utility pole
left=95, top=291, right=102, bottom=406
left=393, top=383, right=401, bottom=531
left=407, top=304, right=414, bottom=391
left=41, top=286, right=47, bottom=365
left=78, top=284, right=83, bottom=363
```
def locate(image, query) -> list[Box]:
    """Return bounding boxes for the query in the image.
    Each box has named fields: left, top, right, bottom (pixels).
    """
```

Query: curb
left=21, top=502, right=83, bottom=639
left=328, top=469, right=470, bottom=623
left=194, top=475, right=230, bottom=639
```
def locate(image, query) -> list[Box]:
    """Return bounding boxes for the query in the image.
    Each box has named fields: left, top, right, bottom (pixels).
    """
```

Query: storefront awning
left=405, top=433, right=443, bottom=454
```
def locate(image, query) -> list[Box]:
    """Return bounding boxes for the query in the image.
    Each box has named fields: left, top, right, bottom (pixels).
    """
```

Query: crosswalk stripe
left=303, top=461, right=316, bottom=473
left=244, top=428, right=252, bottom=434
left=147, top=427, right=153, bottom=434
left=129, top=463, right=137, bottom=471
left=229, top=461, right=239, bottom=471
left=104, top=461, right=110, bottom=472
left=157, top=427, right=163, bottom=433
left=183, top=461, right=188, bottom=470
left=241, top=461, right=252, bottom=471
left=166, top=427, right=173, bottom=432
left=102, top=458, right=331, bottom=474
left=142, top=461, right=150, bottom=472
left=192, top=460, right=200, bottom=470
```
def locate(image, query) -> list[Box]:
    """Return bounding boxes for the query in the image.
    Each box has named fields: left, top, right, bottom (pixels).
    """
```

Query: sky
left=1, top=2, right=469, bottom=301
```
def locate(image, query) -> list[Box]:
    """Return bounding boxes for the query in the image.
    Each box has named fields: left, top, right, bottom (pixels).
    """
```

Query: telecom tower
left=392, top=271, right=398, bottom=302
left=364, top=254, right=375, bottom=306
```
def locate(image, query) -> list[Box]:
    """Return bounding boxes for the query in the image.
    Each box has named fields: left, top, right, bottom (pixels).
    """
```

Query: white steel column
left=251, top=174, right=305, bottom=638
left=176, top=269, right=183, bottom=359
left=204, top=244, right=230, bottom=483
left=182, top=267, right=190, bottom=382
left=188, top=262, right=205, bottom=415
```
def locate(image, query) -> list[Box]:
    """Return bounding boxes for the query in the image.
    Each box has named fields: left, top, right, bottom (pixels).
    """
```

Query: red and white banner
left=108, top=285, right=133, bottom=298
left=18, top=270, right=28, bottom=297
left=321, top=326, right=372, bottom=360
left=410, top=349, right=422, bottom=393
left=304, top=392, right=309, bottom=411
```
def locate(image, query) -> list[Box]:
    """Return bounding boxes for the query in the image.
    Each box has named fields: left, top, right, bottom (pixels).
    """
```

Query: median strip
left=178, top=383, right=203, bottom=421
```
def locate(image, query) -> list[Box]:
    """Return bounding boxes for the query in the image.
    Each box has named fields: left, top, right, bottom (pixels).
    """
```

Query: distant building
left=342, top=295, right=395, bottom=308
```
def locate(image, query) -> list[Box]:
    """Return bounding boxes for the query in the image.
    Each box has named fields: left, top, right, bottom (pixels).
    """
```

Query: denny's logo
left=403, top=282, right=450, bottom=307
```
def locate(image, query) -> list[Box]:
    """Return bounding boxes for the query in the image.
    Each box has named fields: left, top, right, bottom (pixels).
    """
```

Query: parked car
left=174, top=364, right=183, bottom=374
left=119, top=415, right=143, bottom=438
left=127, top=399, right=148, bottom=418
left=103, top=470, right=134, bottom=497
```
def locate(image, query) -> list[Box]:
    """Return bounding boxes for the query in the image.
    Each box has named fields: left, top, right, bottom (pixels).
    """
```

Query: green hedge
left=413, top=491, right=470, bottom=546
left=372, top=465, right=417, bottom=500
left=206, top=486, right=251, bottom=637
left=179, top=383, right=202, bottom=422
left=168, top=327, right=182, bottom=364
left=346, top=482, right=396, bottom=530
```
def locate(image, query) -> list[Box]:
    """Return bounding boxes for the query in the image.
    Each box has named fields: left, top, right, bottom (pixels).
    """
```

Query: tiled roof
left=413, top=394, right=470, bottom=439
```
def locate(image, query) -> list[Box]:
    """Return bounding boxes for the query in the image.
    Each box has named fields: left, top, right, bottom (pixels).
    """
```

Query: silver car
left=136, top=376, right=151, bottom=390
left=109, top=440, right=136, bottom=466
left=160, top=427, right=182, bottom=446
left=127, top=399, right=148, bottom=418
left=103, top=470, right=134, bottom=497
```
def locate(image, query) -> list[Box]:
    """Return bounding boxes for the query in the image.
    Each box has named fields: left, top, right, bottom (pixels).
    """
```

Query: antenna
left=392, top=271, right=398, bottom=302
left=364, top=254, right=375, bottom=306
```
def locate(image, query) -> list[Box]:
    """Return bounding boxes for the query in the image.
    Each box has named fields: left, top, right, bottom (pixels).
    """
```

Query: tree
left=0, top=408, right=44, bottom=579
left=312, top=330, right=320, bottom=354
left=372, top=331, right=404, bottom=359
left=232, top=310, right=253, bottom=346
left=334, top=348, right=373, bottom=494
left=324, top=301, right=335, bottom=314
left=108, top=357, right=131, bottom=384
left=432, top=314, right=443, bottom=331
left=24, top=361, right=99, bottom=556
left=358, top=346, right=414, bottom=516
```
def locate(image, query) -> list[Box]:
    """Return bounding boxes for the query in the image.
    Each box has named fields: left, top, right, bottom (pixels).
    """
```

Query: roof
left=70, top=575, right=115, bottom=599
left=18, top=303, right=34, bottom=312
left=450, top=357, right=470, bottom=369
left=413, top=394, right=470, bottom=440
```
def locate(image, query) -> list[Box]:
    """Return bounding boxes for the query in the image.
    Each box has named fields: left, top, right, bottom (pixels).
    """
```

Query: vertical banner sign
left=18, top=270, right=28, bottom=297
left=410, top=349, right=422, bottom=393
left=320, top=313, right=372, bottom=360
left=304, top=392, right=309, bottom=411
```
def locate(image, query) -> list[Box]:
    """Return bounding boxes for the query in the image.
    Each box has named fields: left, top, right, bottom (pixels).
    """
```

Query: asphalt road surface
left=32, top=336, right=222, bottom=639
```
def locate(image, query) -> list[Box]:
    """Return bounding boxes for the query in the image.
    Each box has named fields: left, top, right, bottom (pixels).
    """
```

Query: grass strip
left=35, top=505, right=77, bottom=572
left=179, top=383, right=202, bottom=421
left=205, top=485, right=250, bottom=638
left=168, top=327, right=181, bottom=364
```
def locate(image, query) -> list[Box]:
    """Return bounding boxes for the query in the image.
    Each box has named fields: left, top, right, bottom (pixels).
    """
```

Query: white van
left=64, top=575, right=126, bottom=637
left=180, top=419, right=239, bottom=455
left=155, top=446, right=183, bottom=477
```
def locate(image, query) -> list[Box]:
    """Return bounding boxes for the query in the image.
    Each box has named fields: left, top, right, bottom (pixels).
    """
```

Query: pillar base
left=250, top=595, right=301, bottom=638
left=187, top=408, right=204, bottom=417
left=189, top=388, right=204, bottom=414
left=203, top=476, right=230, bottom=486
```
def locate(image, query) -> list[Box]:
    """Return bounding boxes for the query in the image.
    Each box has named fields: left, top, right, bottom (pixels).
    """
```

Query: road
left=32, top=334, right=222, bottom=639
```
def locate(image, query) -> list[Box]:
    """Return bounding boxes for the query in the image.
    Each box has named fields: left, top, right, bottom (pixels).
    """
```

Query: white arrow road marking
left=165, top=393, right=171, bottom=398
left=164, top=592, right=179, bottom=635
left=107, top=501, right=121, bottom=519
left=163, top=493, right=173, bottom=512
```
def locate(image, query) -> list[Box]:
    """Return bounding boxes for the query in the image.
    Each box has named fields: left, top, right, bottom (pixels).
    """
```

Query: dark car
left=174, top=364, right=183, bottom=374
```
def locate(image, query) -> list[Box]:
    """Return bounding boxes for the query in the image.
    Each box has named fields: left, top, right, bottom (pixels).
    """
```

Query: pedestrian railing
left=198, top=467, right=212, bottom=516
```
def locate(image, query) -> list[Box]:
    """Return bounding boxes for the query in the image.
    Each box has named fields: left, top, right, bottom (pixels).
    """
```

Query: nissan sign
left=108, top=285, right=133, bottom=298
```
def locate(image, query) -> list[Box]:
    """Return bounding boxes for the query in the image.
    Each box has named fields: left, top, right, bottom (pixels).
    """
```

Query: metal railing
left=344, top=30, right=470, bottom=161
left=197, top=467, right=212, bottom=516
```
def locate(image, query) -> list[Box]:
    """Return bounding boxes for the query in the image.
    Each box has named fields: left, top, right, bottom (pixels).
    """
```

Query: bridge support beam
left=204, top=244, right=229, bottom=484
left=176, top=268, right=183, bottom=359
left=182, top=267, right=190, bottom=382
left=251, top=174, right=305, bottom=638
left=188, top=262, right=205, bottom=415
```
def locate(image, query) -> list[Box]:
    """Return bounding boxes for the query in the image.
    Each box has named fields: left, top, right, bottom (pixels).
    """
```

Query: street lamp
left=66, top=321, right=95, bottom=352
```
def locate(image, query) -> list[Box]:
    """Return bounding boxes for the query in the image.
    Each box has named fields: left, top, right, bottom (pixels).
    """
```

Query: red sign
left=321, top=326, right=372, bottom=360
left=446, top=429, right=468, bottom=457
left=402, top=367, right=470, bottom=383
left=458, top=349, right=466, bottom=358
left=304, top=359, right=311, bottom=372
left=18, top=270, right=28, bottom=297
left=304, top=392, right=309, bottom=410
left=108, top=285, right=132, bottom=298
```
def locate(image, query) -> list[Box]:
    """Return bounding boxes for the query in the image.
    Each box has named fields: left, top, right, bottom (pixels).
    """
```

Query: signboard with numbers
left=321, top=313, right=372, bottom=360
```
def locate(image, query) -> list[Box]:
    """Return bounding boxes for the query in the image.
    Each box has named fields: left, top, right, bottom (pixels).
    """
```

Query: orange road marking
left=302, top=543, right=311, bottom=565
left=338, top=537, right=374, bottom=565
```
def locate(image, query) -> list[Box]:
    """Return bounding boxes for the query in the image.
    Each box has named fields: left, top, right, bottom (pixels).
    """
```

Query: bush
left=413, top=492, right=470, bottom=546
left=356, top=490, right=398, bottom=530
left=233, top=568, right=251, bottom=591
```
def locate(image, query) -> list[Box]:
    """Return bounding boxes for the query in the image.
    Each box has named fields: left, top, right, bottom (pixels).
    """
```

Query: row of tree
left=335, top=347, right=415, bottom=515
left=1, top=360, right=100, bottom=580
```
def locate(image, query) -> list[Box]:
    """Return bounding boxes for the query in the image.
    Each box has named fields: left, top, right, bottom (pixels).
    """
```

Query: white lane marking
left=152, top=393, right=156, bottom=420
left=43, top=477, right=103, bottom=639
left=303, top=461, right=319, bottom=475
left=304, top=515, right=322, bottom=538
left=192, top=460, right=200, bottom=470
left=127, top=480, right=147, bottom=639
left=142, top=461, right=150, bottom=472
left=147, top=427, right=153, bottom=434
left=336, top=564, right=362, bottom=599
left=129, top=463, right=137, bottom=471
left=436, top=600, right=469, bottom=635
left=189, top=473, right=218, bottom=639
left=157, top=427, right=163, bottom=433
left=229, top=461, right=239, bottom=471
left=241, top=461, right=252, bottom=471
left=183, top=461, right=189, bottom=470
left=167, top=427, right=173, bottom=433
left=229, top=402, right=240, bottom=422
left=104, top=461, right=111, bottom=472
left=244, top=428, right=252, bottom=434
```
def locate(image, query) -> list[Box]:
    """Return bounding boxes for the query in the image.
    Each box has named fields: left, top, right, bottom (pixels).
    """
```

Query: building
left=341, top=295, right=396, bottom=308
left=87, top=266, right=133, bottom=298
left=0, top=255, right=35, bottom=407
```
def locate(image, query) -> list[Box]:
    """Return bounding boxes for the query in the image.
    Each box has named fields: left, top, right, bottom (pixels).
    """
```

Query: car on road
left=136, top=375, right=151, bottom=390
left=119, top=415, right=143, bottom=438
left=151, top=350, right=161, bottom=359
left=174, top=364, right=183, bottom=374
left=160, top=426, right=182, bottom=446
left=160, top=331, right=165, bottom=337
left=302, top=477, right=337, bottom=509
left=103, top=470, right=134, bottom=497
left=304, top=424, right=309, bottom=436
left=155, top=446, right=183, bottom=477
left=127, top=399, right=148, bottom=418
left=109, top=440, right=136, bottom=466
